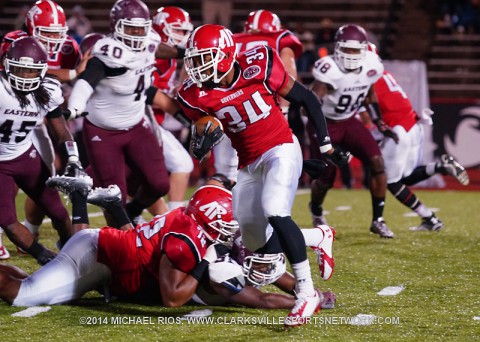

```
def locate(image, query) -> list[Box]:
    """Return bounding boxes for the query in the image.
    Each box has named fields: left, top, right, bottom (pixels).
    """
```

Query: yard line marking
left=377, top=285, right=405, bottom=296
left=403, top=208, right=439, bottom=217
left=474, top=316, right=480, bottom=320
left=12, top=306, right=51, bottom=317
left=335, top=206, right=351, bottom=211
left=180, top=309, right=213, bottom=320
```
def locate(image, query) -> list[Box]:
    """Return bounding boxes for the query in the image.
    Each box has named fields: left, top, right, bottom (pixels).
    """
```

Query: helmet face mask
left=110, top=0, right=152, bottom=51
left=333, top=24, right=368, bottom=71
left=184, top=24, right=236, bottom=87
left=242, top=253, right=286, bottom=286
left=26, top=0, right=68, bottom=54
left=152, top=6, right=193, bottom=48
left=4, top=37, right=48, bottom=92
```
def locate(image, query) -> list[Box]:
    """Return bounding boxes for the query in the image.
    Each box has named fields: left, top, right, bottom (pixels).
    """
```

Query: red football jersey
left=374, top=71, right=417, bottom=132
left=0, top=30, right=81, bottom=70
left=97, top=208, right=208, bottom=296
left=152, top=58, right=177, bottom=124
left=178, top=45, right=293, bottom=168
left=234, top=29, right=303, bottom=59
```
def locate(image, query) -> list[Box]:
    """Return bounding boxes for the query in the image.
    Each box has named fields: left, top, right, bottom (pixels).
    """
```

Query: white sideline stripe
left=180, top=309, right=213, bottom=320
left=41, top=211, right=105, bottom=224
left=349, top=314, right=376, bottom=325
left=377, top=285, right=405, bottom=296
left=335, top=206, right=351, bottom=211
left=473, top=316, right=480, bottom=320
left=12, top=306, right=51, bottom=317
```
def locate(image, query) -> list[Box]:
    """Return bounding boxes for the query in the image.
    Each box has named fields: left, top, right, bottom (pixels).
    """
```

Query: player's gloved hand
left=417, top=108, right=433, bottom=126
left=324, top=146, right=350, bottom=167
left=375, top=119, right=399, bottom=144
left=64, top=161, right=87, bottom=178
left=36, top=248, right=57, bottom=266
left=203, top=243, right=230, bottom=264
left=63, top=108, right=88, bottom=120
left=191, top=121, right=224, bottom=161
left=303, top=159, right=328, bottom=179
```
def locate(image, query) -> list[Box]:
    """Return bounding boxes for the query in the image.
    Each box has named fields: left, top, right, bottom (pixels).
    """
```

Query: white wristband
left=69, top=69, right=78, bottom=81
left=319, top=144, right=333, bottom=154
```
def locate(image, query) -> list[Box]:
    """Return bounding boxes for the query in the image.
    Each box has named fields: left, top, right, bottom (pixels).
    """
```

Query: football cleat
left=319, top=291, right=336, bottom=309
left=87, top=185, right=122, bottom=209
left=440, top=154, right=469, bottom=185
left=0, top=228, right=10, bottom=260
left=46, top=175, right=93, bottom=197
left=410, top=214, right=443, bottom=232
left=284, top=290, right=322, bottom=327
left=370, top=218, right=394, bottom=238
left=311, top=225, right=336, bottom=280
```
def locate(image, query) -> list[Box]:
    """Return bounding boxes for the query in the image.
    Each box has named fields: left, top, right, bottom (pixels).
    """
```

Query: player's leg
left=123, top=121, right=169, bottom=220
left=344, top=118, right=392, bottom=238
left=262, top=138, right=322, bottom=325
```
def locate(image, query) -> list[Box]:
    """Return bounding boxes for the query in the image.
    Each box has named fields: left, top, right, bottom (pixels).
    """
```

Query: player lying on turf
left=0, top=177, right=335, bottom=312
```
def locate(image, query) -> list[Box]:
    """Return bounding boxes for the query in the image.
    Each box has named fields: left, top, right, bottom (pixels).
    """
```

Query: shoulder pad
left=208, top=257, right=245, bottom=292
left=312, top=56, right=343, bottom=89
left=363, top=51, right=384, bottom=82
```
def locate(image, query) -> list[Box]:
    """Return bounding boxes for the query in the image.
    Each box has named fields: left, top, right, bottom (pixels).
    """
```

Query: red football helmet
left=185, top=185, right=238, bottom=244
left=79, top=33, right=106, bottom=54
left=244, top=10, right=281, bottom=33
left=184, top=24, right=236, bottom=86
left=25, top=0, right=68, bottom=54
left=3, top=37, right=48, bottom=92
left=231, top=231, right=286, bottom=286
left=334, top=24, right=368, bottom=71
left=110, top=0, right=151, bottom=51
left=152, top=6, right=193, bottom=48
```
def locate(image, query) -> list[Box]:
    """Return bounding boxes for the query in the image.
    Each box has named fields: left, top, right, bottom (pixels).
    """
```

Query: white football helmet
left=242, top=253, right=287, bottom=286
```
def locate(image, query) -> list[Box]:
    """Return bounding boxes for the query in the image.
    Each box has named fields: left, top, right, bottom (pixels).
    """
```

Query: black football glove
left=303, top=159, right=328, bottom=179
left=191, top=121, right=224, bottom=161
left=64, top=161, right=87, bottom=178
left=375, top=119, right=399, bottom=144
left=324, top=146, right=350, bottom=167
left=62, top=108, right=89, bottom=120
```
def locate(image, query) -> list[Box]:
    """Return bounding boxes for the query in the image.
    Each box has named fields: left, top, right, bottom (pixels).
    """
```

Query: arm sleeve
left=68, top=79, right=94, bottom=113
left=284, top=81, right=332, bottom=152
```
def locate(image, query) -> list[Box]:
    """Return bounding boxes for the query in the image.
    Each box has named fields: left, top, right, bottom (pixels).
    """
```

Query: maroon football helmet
left=334, top=24, right=368, bottom=70
left=110, top=0, right=151, bottom=51
left=25, top=0, right=68, bottom=54
left=3, top=37, right=48, bottom=92
left=184, top=24, right=236, bottom=86
left=185, top=185, right=238, bottom=243
left=79, top=33, right=105, bottom=54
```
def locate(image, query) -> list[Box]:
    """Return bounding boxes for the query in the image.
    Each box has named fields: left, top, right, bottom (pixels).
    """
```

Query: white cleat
left=311, top=225, right=336, bottom=280
left=284, top=289, right=322, bottom=327
left=87, top=185, right=122, bottom=208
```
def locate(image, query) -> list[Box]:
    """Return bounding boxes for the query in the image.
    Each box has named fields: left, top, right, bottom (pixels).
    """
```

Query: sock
left=415, top=203, right=433, bottom=219
left=372, top=196, right=385, bottom=221
left=427, top=162, right=437, bottom=176
left=23, top=220, right=40, bottom=236
left=309, top=202, right=323, bottom=216
left=125, top=199, right=147, bottom=220
left=167, top=201, right=185, bottom=211
left=106, top=206, right=132, bottom=228
left=291, top=260, right=315, bottom=296
left=301, top=228, right=324, bottom=248
left=268, top=216, right=307, bottom=264
left=70, top=191, right=89, bottom=225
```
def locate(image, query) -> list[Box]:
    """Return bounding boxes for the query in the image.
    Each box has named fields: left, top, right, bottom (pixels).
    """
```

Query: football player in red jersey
left=309, top=24, right=398, bottom=238
left=362, top=69, right=469, bottom=231
left=0, top=179, right=238, bottom=307
left=177, top=24, right=348, bottom=326
left=145, top=6, right=194, bottom=214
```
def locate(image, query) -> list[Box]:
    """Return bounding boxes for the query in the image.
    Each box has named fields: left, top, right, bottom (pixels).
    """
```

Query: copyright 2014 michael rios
left=79, top=316, right=162, bottom=325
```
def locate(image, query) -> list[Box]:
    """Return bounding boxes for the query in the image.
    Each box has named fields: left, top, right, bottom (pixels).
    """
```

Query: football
left=194, top=116, right=223, bottom=136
